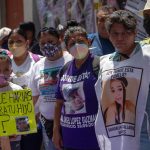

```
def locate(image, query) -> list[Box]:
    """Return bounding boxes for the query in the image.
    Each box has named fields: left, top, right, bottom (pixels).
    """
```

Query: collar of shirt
left=109, top=42, right=141, bottom=62
left=140, top=38, right=150, bottom=46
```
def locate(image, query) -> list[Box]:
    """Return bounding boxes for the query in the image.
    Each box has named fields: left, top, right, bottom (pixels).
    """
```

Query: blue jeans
left=42, top=126, right=56, bottom=150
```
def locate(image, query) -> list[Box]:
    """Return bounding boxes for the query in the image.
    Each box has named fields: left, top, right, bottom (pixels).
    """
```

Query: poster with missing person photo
left=100, top=66, right=142, bottom=137
left=0, top=89, right=37, bottom=136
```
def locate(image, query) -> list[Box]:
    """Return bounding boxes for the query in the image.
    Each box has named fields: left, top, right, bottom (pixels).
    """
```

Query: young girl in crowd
left=0, top=50, right=22, bottom=150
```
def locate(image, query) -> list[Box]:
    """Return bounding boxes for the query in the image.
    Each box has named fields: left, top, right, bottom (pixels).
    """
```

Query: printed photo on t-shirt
left=39, top=67, right=61, bottom=101
left=62, top=82, right=86, bottom=114
left=100, top=66, right=143, bottom=137
left=39, top=68, right=60, bottom=86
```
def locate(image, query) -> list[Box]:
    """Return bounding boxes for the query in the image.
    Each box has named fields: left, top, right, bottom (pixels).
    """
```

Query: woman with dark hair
left=104, top=77, right=135, bottom=126
left=8, top=28, right=41, bottom=89
left=19, top=21, right=42, bottom=55
left=8, top=28, right=42, bottom=150
left=53, top=26, right=100, bottom=150
left=29, top=27, right=72, bottom=150
left=95, top=10, right=150, bottom=150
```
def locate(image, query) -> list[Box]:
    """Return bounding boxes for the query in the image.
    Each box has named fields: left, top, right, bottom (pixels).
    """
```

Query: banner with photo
left=36, top=0, right=96, bottom=33
left=36, top=0, right=148, bottom=40
left=100, top=66, right=142, bottom=137
left=0, top=89, right=37, bottom=136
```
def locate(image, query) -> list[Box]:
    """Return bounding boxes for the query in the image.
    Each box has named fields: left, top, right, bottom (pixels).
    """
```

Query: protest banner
left=0, top=89, right=37, bottom=136
left=125, top=0, right=148, bottom=40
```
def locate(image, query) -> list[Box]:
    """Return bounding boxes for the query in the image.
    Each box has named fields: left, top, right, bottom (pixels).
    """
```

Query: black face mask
left=143, top=16, right=150, bottom=36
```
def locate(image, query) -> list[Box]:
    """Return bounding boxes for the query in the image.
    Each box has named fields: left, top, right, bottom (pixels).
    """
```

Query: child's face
left=0, top=59, right=12, bottom=75
left=0, top=59, right=12, bottom=87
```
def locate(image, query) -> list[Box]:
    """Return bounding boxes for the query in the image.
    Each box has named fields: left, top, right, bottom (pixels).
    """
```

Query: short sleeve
left=28, top=64, right=40, bottom=96
left=55, top=77, right=63, bottom=100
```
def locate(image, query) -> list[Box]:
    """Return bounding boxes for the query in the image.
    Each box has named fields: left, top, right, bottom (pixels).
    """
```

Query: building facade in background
left=0, top=0, right=148, bottom=40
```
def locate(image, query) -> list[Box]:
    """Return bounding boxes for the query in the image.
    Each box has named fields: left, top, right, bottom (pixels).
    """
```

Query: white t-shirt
left=29, top=51, right=72, bottom=120
left=11, top=53, right=41, bottom=88
left=95, top=44, right=150, bottom=150
left=0, top=82, right=22, bottom=141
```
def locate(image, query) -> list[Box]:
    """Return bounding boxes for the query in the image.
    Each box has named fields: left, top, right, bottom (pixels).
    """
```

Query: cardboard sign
left=0, top=89, right=37, bottom=136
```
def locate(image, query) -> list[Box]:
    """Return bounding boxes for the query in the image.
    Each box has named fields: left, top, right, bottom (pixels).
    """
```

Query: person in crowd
left=116, top=0, right=127, bottom=9
left=104, top=77, right=135, bottom=126
left=0, top=27, right=11, bottom=49
left=101, top=0, right=127, bottom=9
left=0, top=47, right=12, bottom=57
left=0, top=50, right=22, bottom=150
left=88, top=5, right=116, bottom=56
left=29, top=27, right=72, bottom=150
left=95, top=10, right=150, bottom=150
left=139, top=1, right=150, bottom=149
left=52, top=26, right=100, bottom=150
left=65, top=19, right=80, bottom=29
left=66, top=87, right=85, bottom=114
left=16, top=117, right=30, bottom=132
left=8, top=28, right=42, bottom=150
left=57, top=20, right=80, bottom=51
left=57, top=24, right=66, bottom=51
left=19, top=21, right=42, bottom=55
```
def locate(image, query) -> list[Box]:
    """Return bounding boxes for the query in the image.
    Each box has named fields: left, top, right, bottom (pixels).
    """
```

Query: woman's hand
left=52, top=129, right=63, bottom=150
left=53, top=100, right=64, bottom=150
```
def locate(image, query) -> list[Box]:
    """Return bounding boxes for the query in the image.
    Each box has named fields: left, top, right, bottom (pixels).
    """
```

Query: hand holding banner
left=0, top=89, right=37, bottom=136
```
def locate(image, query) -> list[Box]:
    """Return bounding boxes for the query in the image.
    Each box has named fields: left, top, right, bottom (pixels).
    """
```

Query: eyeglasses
left=109, top=30, right=134, bottom=37
left=97, top=15, right=109, bottom=23
left=8, top=40, right=25, bottom=47
left=40, top=42, right=58, bottom=48
left=67, top=36, right=88, bottom=48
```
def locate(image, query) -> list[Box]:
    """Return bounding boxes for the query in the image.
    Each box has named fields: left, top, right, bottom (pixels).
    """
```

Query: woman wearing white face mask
left=8, top=28, right=43, bottom=150
left=52, top=26, right=100, bottom=150
left=8, top=28, right=41, bottom=88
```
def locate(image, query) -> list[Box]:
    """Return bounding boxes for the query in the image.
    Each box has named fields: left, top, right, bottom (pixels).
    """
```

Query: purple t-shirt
left=56, top=54, right=99, bottom=149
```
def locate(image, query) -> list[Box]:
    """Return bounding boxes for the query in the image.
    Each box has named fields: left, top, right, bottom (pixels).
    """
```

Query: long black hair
left=110, top=77, right=128, bottom=123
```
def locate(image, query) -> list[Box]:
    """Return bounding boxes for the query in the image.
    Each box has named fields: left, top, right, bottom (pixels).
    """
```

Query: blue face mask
left=41, top=43, right=61, bottom=57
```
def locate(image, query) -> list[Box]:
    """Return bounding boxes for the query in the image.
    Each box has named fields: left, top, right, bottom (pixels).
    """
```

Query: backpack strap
left=30, top=52, right=40, bottom=62
left=92, top=55, right=100, bottom=78
left=59, top=56, right=100, bottom=79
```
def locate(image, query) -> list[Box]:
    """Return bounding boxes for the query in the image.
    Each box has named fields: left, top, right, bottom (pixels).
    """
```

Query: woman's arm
left=0, top=137, right=11, bottom=150
left=52, top=99, right=64, bottom=150
left=33, top=95, right=39, bottom=106
left=32, top=95, right=40, bottom=123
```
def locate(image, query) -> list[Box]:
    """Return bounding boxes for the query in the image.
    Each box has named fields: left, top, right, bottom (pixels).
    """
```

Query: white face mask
left=69, top=43, right=89, bottom=60
left=9, top=45, right=26, bottom=57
